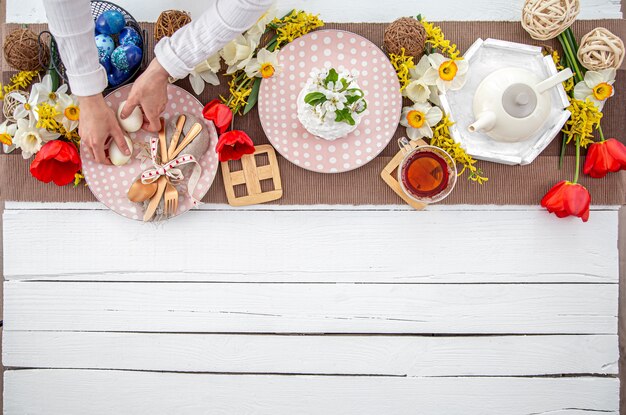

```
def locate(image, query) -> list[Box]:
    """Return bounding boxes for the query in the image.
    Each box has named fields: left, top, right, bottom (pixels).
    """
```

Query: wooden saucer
left=380, top=138, right=428, bottom=211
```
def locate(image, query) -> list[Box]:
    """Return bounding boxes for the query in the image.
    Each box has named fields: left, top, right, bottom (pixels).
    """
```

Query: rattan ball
left=2, top=90, right=28, bottom=123
left=384, top=17, right=426, bottom=59
left=577, top=27, right=625, bottom=71
left=3, top=28, right=48, bottom=71
left=521, top=0, right=580, bottom=40
left=155, top=10, right=192, bottom=42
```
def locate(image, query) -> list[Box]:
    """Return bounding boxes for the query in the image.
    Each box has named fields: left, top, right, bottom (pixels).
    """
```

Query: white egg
left=109, top=135, right=134, bottom=166
left=117, top=100, right=143, bottom=133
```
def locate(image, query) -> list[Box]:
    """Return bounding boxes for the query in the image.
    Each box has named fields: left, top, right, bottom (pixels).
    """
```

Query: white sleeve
left=43, top=0, right=108, bottom=97
left=154, top=0, right=273, bottom=79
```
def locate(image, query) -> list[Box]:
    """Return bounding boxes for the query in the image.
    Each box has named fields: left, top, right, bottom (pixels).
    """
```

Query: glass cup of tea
left=397, top=137, right=457, bottom=204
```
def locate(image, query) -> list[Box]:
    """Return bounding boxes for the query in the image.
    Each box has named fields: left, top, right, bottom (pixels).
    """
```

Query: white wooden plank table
left=2, top=1, right=624, bottom=414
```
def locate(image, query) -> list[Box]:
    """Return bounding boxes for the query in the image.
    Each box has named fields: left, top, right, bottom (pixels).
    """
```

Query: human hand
left=78, top=94, right=130, bottom=165
left=120, top=58, right=170, bottom=132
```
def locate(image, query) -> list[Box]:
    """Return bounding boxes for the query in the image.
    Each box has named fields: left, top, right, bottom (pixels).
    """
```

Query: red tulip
left=202, top=99, right=233, bottom=135
left=583, top=138, right=626, bottom=178
left=216, top=130, right=255, bottom=162
left=541, top=180, right=591, bottom=222
left=30, top=140, right=81, bottom=186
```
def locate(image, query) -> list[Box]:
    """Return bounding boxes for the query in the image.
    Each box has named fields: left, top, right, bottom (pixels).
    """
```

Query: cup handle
left=398, top=137, right=413, bottom=154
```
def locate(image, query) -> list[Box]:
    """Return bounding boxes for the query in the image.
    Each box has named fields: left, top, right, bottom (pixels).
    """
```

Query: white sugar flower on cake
left=297, top=68, right=367, bottom=141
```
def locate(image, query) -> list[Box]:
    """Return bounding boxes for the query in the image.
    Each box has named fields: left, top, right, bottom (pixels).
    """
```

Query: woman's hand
left=78, top=94, right=129, bottom=164
left=120, top=58, right=170, bottom=132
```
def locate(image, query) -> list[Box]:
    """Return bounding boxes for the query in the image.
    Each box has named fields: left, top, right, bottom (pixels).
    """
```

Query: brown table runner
left=1, top=20, right=625, bottom=205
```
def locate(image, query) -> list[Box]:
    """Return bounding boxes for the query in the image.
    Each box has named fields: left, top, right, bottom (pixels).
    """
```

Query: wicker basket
left=41, top=0, right=145, bottom=93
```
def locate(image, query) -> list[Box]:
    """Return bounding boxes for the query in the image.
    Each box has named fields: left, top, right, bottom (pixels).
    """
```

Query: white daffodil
left=245, top=3, right=277, bottom=44
left=0, top=120, right=17, bottom=152
left=32, top=74, right=69, bottom=105
left=400, top=101, right=443, bottom=140
left=189, top=53, right=222, bottom=95
left=422, top=53, right=469, bottom=93
left=404, top=54, right=433, bottom=103
left=221, top=34, right=258, bottom=74
left=573, top=68, right=616, bottom=109
left=55, top=93, right=80, bottom=132
left=13, top=118, right=60, bottom=159
left=10, top=91, right=42, bottom=122
left=245, top=48, right=281, bottom=79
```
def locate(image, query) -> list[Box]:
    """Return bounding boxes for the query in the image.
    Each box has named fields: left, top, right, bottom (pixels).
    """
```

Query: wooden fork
left=158, top=119, right=179, bottom=217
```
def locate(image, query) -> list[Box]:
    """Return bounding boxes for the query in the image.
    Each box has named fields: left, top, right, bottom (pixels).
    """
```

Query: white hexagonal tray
left=440, top=38, right=571, bottom=165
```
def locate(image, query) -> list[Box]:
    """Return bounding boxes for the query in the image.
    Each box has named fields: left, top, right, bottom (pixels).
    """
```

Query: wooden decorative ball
left=155, top=10, right=192, bottom=42
left=384, top=17, right=426, bottom=59
left=521, top=0, right=580, bottom=40
left=3, top=90, right=28, bottom=123
left=3, top=28, right=49, bottom=71
left=577, top=27, right=625, bottom=71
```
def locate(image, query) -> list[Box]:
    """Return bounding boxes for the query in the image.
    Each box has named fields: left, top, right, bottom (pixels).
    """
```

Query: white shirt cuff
left=154, top=37, right=192, bottom=80
left=67, top=65, right=109, bottom=97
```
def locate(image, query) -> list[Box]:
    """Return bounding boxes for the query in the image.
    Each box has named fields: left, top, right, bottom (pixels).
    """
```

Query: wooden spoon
left=169, top=123, right=203, bottom=160
left=127, top=179, right=158, bottom=203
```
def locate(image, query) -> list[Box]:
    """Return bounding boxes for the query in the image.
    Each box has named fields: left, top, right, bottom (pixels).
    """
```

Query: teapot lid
left=502, top=83, right=537, bottom=118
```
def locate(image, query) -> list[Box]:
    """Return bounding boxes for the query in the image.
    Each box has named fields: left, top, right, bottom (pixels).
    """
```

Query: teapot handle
left=536, top=68, right=573, bottom=94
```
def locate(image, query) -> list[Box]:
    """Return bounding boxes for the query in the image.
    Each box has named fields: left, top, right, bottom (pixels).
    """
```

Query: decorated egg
left=109, top=135, right=134, bottom=166
left=99, top=54, right=112, bottom=73
left=119, top=27, right=142, bottom=48
left=116, top=100, right=143, bottom=133
left=111, top=44, right=142, bottom=72
left=95, top=34, right=115, bottom=59
left=95, top=10, right=126, bottom=35
left=108, top=66, right=130, bottom=87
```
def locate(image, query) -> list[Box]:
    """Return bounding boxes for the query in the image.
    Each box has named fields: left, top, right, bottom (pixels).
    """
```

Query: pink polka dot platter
left=258, top=29, right=402, bottom=174
left=81, top=83, right=219, bottom=221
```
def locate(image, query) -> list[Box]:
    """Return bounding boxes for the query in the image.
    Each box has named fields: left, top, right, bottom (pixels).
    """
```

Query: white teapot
left=468, top=67, right=573, bottom=142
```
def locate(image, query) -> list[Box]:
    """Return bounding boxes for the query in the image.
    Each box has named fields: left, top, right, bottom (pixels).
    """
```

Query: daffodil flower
left=404, top=55, right=436, bottom=104
left=245, top=3, right=277, bottom=44
left=221, top=34, right=258, bottom=74
left=13, top=118, right=60, bottom=159
left=244, top=48, right=281, bottom=79
left=33, top=74, right=69, bottom=104
left=188, top=53, right=221, bottom=95
left=54, top=93, right=80, bottom=133
left=400, top=101, right=443, bottom=139
left=10, top=90, right=43, bottom=122
left=0, top=120, right=17, bottom=152
left=573, top=68, right=616, bottom=109
left=422, top=53, right=468, bottom=93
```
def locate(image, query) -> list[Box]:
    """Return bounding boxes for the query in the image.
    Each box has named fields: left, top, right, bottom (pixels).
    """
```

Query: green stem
left=558, top=32, right=583, bottom=83
left=559, top=134, right=567, bottom=169
left=573, top=135, right=581, bottom=183
left=598, top=124, right=605, bottom=142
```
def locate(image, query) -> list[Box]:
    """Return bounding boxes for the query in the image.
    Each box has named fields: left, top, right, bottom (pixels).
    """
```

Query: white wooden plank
left=4, top=282, right=617, bottom=334
left=3, top=210, right=619, bottom=283
left=3, top=332, right=618, bottom=375
left=4, top=370, right=619, bottom=415
left=6, top=0, right=622, bottom=23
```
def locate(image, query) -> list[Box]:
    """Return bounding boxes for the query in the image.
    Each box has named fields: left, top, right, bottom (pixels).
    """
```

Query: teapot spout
left=468, top=111, right=496, bottom=133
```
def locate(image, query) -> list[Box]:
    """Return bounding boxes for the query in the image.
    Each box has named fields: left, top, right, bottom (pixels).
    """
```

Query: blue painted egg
left=99, top=54, right=113, bottom=73
left=118, top=27, right=142, bottom=48
left=95, top=10, right=126, bottom=35
left=108, top=66, right=131, bottom=87
left=95, top=34, right=115, bottom=59
left=111, top=44, right=142, bottom=72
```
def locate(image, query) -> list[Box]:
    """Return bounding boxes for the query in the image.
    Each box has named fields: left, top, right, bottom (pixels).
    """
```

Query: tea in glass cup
left=397, top=138, right=457, bottom=204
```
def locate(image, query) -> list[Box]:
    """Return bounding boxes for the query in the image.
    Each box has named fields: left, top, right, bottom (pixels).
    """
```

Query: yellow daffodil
left=246, top=3, right=277, bottom=44
left=245, top=48, right=281, bottom=79
left=422, top=53, right=468, bottom=93
left=55, top=93, right=80, bottom=132
left=573, top=69, right=616, bottom=109
left=13, top=118, right=60, bottom=159
left=0, top=120, right=17, bottom=148
left=400, top=101, right=443, bottom=139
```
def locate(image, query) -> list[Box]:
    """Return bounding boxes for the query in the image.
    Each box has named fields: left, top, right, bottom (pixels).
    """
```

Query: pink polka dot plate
left=258, top=29, right=402, bottom=173
left=81, top=83, right=219, bottom=221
